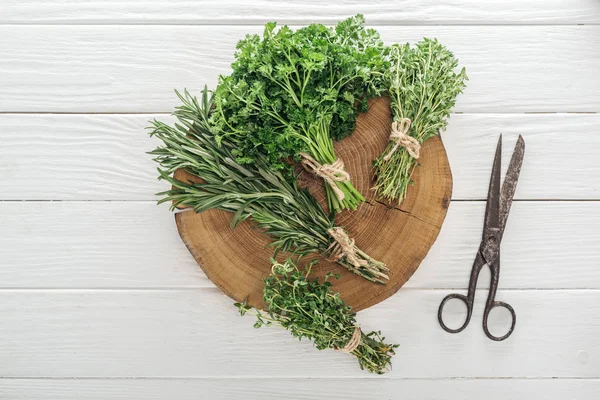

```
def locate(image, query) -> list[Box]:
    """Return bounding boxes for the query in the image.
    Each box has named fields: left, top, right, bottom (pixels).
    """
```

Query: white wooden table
left=1, top=1, right=599, bottom=399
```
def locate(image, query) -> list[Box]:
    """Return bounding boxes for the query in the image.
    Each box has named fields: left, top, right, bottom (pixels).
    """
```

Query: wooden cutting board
left=174, top=97, right=452, bottom=312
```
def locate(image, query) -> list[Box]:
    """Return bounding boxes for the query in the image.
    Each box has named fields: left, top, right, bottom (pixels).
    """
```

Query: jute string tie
left=383, top=118, right=421, bottom=161
left=327, top=227, right=367, bottom=269
left=338, top=326, right=362, bottom=353
left=300, top=153, right=350, bottom=202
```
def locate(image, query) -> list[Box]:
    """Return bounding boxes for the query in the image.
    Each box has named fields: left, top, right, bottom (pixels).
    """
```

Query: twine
left=300, top=153, right=350, bottom=202
left=327, top=227, right=368, bottom=269
left=383, top=118, right=421, bottom=161
left=338, top=326, right=362, bottom=353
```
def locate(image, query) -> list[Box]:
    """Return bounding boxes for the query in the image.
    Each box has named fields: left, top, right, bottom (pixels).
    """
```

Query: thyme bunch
left=148, top=88, right=388, bottom=283
left=236, top=259, right=398, bottom=374
left=373, top=39, right=467, bottom=203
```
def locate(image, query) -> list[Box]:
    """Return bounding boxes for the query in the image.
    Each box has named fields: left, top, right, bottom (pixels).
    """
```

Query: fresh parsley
left=212, top=15, right=388, bottom=213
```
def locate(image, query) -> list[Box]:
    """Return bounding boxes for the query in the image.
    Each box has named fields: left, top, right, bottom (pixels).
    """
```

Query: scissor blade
left=483, top=135, right=503, bottom=237
left=499, top=135, right=525, bottom=235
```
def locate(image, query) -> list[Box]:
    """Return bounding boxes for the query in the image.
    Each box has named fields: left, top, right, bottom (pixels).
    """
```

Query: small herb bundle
left=235, top=259, right=398, bottom=374
left=149, top=88, right=389, bottom=283
left=212, top=15, right=388, bottom=213
left=373, top=39, right=467, bottom=203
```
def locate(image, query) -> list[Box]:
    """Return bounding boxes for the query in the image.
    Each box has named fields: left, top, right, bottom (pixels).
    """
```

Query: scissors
left=438, top=134, right=525, bottom=341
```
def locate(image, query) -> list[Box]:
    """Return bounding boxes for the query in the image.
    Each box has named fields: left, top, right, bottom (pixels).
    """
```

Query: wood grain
left=2, top=113, right=600, bottom=201
left=0, top=289, right=597, bottom=377
left=0, top=26, right=598, bottom=113
left=3, top=0, right=599, bottom=24
left=175, top=98, right=452, bottom=311
left=1, top=379, right=599, bottom=400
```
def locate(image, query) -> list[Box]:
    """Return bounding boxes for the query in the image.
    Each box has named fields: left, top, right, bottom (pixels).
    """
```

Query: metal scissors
left=438, top=134, right=525, bottom=341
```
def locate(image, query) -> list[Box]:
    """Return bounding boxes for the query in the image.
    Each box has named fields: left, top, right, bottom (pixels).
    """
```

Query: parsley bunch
left=236, top=259, right=398, bottom=374
left=148, top=88, right=388, bottom=283
left=373, top=40, right=467, bottom=203
left=212, top=15, right=388, bottom=213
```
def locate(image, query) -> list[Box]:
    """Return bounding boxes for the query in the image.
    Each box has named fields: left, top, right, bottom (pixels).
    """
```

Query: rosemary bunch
left=148, top=88, right=389, bottom=283
left=373, top=39, right=467, bottom=203
left=236, top=259, right=398, bottom=374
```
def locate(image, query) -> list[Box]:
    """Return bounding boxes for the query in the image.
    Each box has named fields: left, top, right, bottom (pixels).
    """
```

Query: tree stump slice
left=174, top=97, right=452, bottom=312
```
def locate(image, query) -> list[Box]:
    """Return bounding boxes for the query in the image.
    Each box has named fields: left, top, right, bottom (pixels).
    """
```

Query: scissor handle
left=438, top=293, right=473, bottom=334
left=482, top=301, right=516, bottom=341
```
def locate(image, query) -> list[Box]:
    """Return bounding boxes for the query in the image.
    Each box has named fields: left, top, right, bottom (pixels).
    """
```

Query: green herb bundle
left=373, top=39, right=467, bottom=203
left=149, top=88, right=389, bottom=283
left=236, top=259, right=398, bottom=374
left=212, top=15, right=388, bottom=213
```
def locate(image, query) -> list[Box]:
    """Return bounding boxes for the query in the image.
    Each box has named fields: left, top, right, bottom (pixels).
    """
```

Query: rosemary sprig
left=235, top=259, right=398, bottom=374
left=148, top=87, right=389, bottom=283
left=373, top=39, right=467, bottom=203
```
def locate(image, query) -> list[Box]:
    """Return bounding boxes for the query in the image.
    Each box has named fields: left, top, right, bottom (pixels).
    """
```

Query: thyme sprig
left=235, top=259, right=398, bottom=374
left=148, top=88, right=388, bottom=283
left=373, top=39, right=467, bottom=203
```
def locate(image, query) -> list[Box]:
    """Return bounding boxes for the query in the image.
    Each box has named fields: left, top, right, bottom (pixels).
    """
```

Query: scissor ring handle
left=482, top=301, right=516, bottom=341
left=438, top=293, right=472, bottom=334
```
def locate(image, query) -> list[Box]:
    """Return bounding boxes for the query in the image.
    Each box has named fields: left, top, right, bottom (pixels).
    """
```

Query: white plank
left=0, top=202, right=208, bottom=288
left=2, top=114, right=600, bottom=201
left=1, top=378, right=599, bottom=400
left=0, top=114, right=161, bottom=201
left=0, top=289, right=598, bottom=377
left=1, top=201, right=599, bottom=289
left=0, top=26, right=598, bottom=113
left=410, top=200, right=600, bottom=289
left=445, top=114, right=600, bottom=200
left=2, top=0, right=599, bottom=24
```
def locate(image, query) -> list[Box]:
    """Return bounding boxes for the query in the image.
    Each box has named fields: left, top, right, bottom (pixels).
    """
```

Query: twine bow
left=338, top=326, right=362, bottom=353
left=300, top=153, right=350, bottom=201
left=383, top=118, right=421, bottom=161
left=327, top=227, right=368, bottom=269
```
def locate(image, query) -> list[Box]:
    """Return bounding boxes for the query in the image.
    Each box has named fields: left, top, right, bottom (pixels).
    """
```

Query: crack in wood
left=371, top=200, right=441, bottom=229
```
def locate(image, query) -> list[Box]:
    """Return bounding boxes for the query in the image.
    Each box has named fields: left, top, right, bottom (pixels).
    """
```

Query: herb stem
left=236, top=259, right=398, bottom=374
left=373, top=40, right=467, bottom=203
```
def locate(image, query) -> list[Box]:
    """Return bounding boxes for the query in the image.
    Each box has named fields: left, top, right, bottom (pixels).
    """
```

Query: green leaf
left=239, top=259, right=398, bottom=374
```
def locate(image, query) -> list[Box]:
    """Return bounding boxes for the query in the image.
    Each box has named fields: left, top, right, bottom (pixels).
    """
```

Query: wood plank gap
left=1, top=376, right=598, bottom=380
left=3, top=199, right=600, bottom=203
left=0, top=22, right=597, bottom=27
left=0, top=111, right=596, bottom=116
left=0, top=288, right=596, bottom=292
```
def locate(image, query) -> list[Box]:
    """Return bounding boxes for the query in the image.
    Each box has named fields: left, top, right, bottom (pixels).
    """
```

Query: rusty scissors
left=438, top=134, right=525, bottom=341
